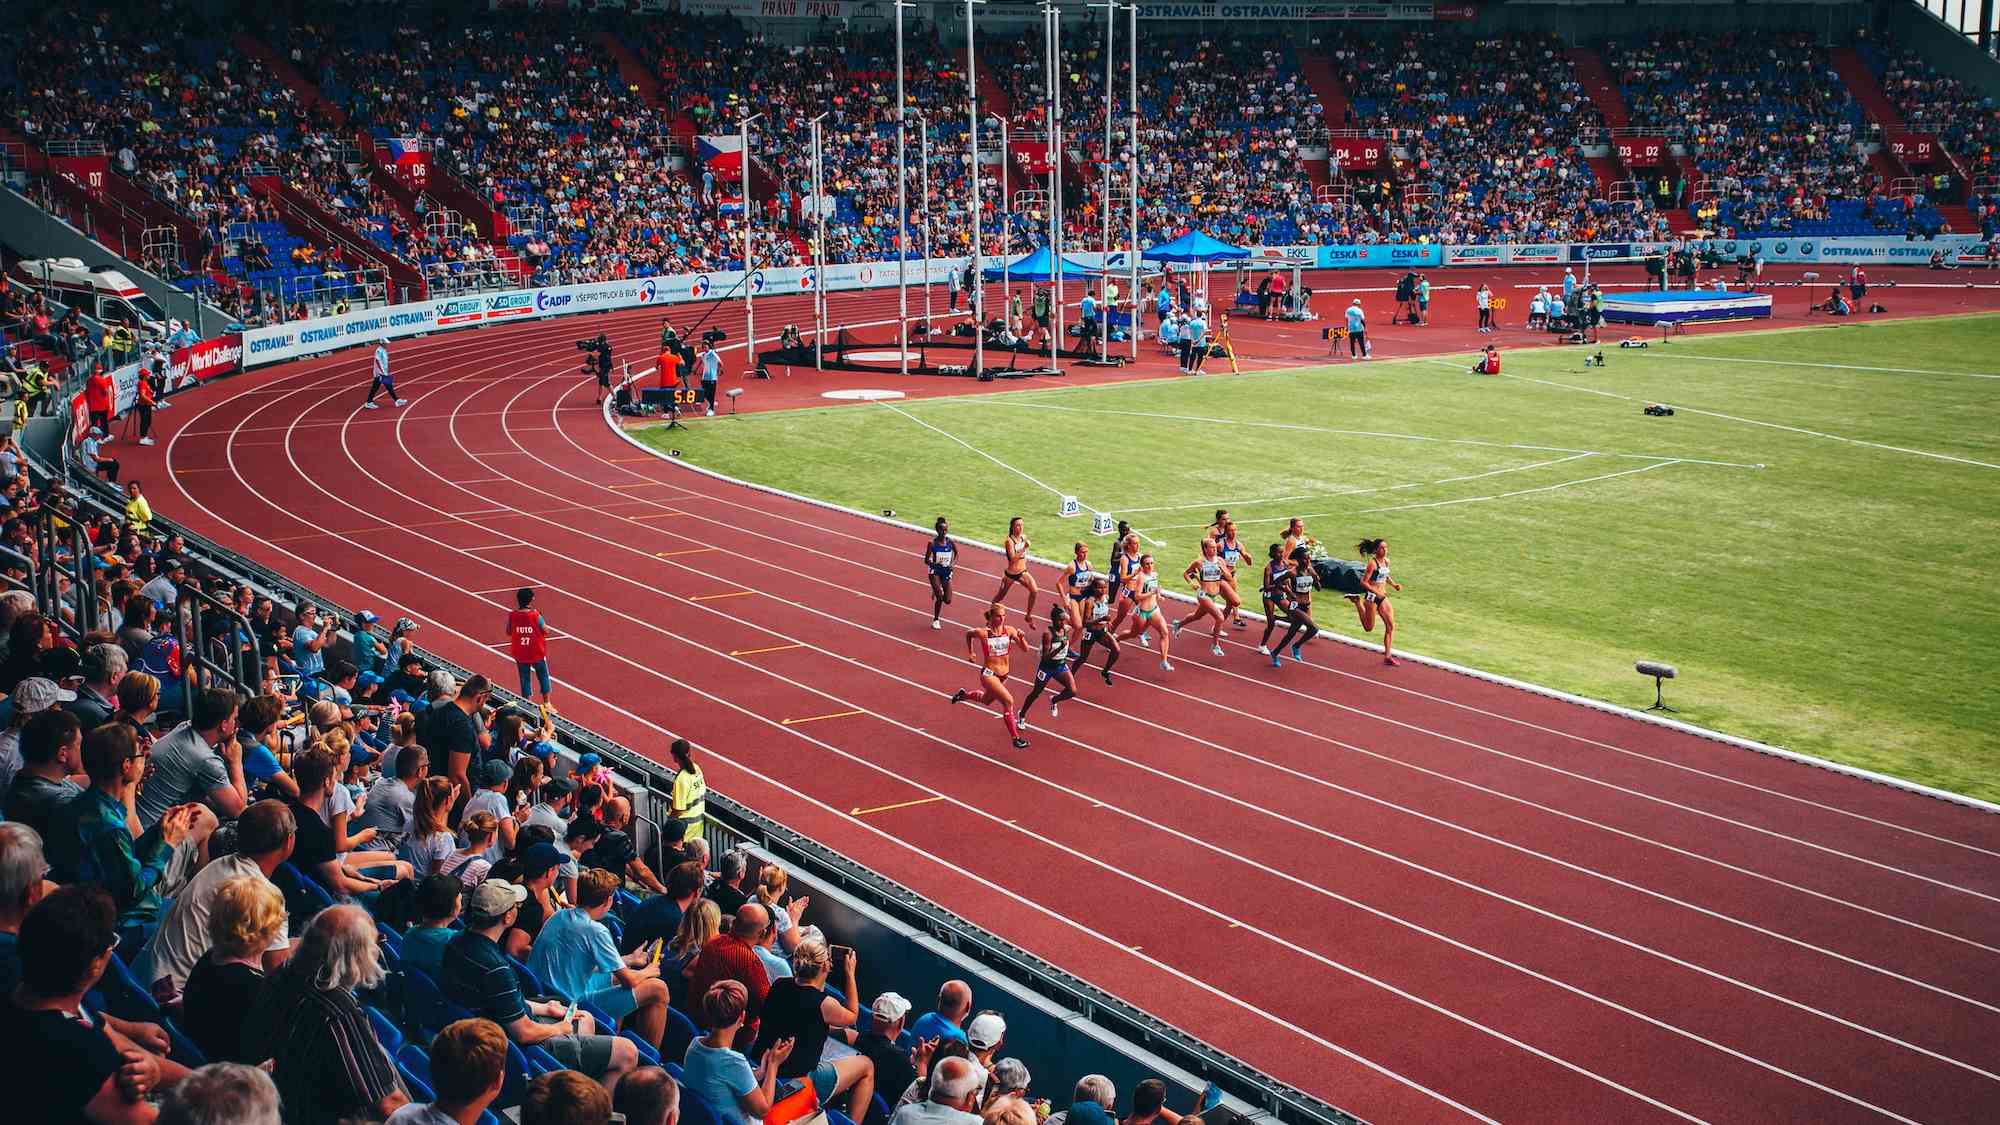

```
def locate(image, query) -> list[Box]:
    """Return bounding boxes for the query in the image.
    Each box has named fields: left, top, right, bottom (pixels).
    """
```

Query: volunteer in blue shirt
left=699, top=342, right=722, bottom=417
left=362, top=340, right=406, bottom=410
left=1344, top=299, right=1369, bottom=358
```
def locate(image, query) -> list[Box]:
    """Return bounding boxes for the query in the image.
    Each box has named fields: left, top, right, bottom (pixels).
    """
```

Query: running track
left=132, top=269, right=2000, bottom=1124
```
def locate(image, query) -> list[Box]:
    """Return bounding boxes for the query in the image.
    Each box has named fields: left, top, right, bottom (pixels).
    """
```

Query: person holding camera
left=750, top=936, right=875, bottom=1119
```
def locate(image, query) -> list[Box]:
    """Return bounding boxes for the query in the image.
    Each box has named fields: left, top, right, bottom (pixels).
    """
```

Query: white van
left=13, top=258, right=170, bottom=338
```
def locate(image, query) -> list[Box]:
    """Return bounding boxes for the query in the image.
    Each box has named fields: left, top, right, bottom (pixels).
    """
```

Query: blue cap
left=576, top=752, right=601, bottom=771
left=519, top=841, right=566, bottom=875
left=349, top=743, right=380, bottom=767
left=532, top=740, right=559, bottom=760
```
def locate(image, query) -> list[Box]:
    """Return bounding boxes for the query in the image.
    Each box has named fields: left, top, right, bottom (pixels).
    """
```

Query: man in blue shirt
left=47, top=723, right=200, bottom=926
left=528, top=869, right=670, bottom=1052
left=1344, top=299, right=1369, bottom=359
left=699, top=342, right=722, bottom=418
left=908, top=979, right=972, bottom=1045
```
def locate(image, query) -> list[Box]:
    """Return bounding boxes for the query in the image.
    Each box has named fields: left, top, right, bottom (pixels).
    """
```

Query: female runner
left=1214, top=519, right=1250, bottom=626
left=923, top=517, right=958, bottom=630
left=992, top=517, right=1039, bottom=621
left=1116, top=555, right=1174, bottom=671
left=1106, top=533, right=1144, bottom=644
left=1014, top=605, right=1080, bottom=727
left=1354, top=537, right=1404, bottom=666
left=1257, top=543, right=1293, bottom=655
left=1280, top=517, right=1311, bottom=561
left=1068, top=578, right=1122, bottom=685
left=951, top=604, right=1031, bottom=749
left=1061, top=542, right=1096, bottom=642
left=1270, top=548, right=1321, bottom=668
left=1171, top=540, right=1232, bottom=657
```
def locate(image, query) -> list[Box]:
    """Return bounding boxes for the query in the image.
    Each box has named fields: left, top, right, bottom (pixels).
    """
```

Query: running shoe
left=1291, top=644, right=1305, bottom=662
left=138, top=437, right=155, bottom=446
left=1383, top=656, right=1401, bottom=667
left=1270, top=654, right=1283, bottom=669
left=1138, top=633, right=1151, bottom=649
left=394, top=398, right=408, bottom=406
left=1170, top=619, right=1183, bottom=638
left=931, top=618, right=941, bottom=630
left=1210, top=644, right=1225, bottom=657
left=1258, top=645, right=1270, bottom=656
left=1048, top=700, right=1060, bottom=719
left=1100, top=670, right=1113, bottom=686
left=705, top=408, right=715, bottom=417
left=950, top=688, right=967, bottom=705
left=1016, top=715, right=1030, bottom=732
left=363, top=402, right=380, bottom=410
left=1011, top=737, right=1030, bottom=750
left=1160, top=660, right=1173, bottom=672
left=1232, top=618, right=1247, bottom=627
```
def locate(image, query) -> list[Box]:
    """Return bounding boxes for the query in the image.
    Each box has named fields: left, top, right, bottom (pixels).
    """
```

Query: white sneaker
left=138, top=437, right=155, bottom=446
left=394, top=398, right=408, bottom=406
left=1210, top=643, right=1224, bottom=657
left=930, top=618, right=941, bottom=630
left=1258, top=645, right=1270, bottom=656
left=364, top=401, right=380, bottom=410
left=1170, top=620, right=1184, bottom=638
left=705, top=408, right=715, bottom=417
left=1049, top=700, right=1060, bottom=719
left=1017, top=716, right=1030, bottom=733
left=1160, top=660, right=1174, bottom=672
left=1138, top=633, right=1151, bottom=649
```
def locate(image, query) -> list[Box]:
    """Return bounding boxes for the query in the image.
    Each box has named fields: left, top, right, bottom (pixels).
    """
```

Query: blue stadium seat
left=366, top=1005, right=404, bottom=1053
left=664, top=1005, right=700, bottom=1063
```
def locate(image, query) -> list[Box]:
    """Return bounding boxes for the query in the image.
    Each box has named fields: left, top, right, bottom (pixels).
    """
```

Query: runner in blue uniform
left=1062, top=542, right=1096, bottom=644
left=924, top=517, right=958, bottom=630
left=1068, top=578, right=1122, bottom=685
left=1014, top=605, right=1080, bottom=727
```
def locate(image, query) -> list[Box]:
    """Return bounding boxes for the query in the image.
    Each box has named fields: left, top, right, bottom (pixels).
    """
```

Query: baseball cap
left=14, top=677, right=76, bottom=712
left=967, top=1012, right=1007, bottom=1050
left=574, top=752, right=601, bottom=772
left=531, top=739, right=559, bottom=761
left=354, top=610, right=380, bottom=625
left=480, top=759, right=512, bottom=786
left=519, top=842, right=566, bottom=876
left=467, top=879, right=527, bottom=920
left=161, top=556, right=184, bottom=572
left=542, top=775, right=576, bottom=798
left=350, top=742, right=381, bottom=767
left=871, top=992, right=912, bottom=1024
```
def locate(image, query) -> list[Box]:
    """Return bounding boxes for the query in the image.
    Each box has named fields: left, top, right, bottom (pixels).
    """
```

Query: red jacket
left=85, top=372, right=115, bottom=413
left=507, top=608, right=547, bottom=663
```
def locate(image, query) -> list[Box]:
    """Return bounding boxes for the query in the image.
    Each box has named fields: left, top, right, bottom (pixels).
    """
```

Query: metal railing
left=43, top=138, right=109, bottom=157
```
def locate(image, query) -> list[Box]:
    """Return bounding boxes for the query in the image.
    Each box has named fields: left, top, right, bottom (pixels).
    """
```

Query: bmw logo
left=1799, top=242, right=1814, bottom=255
left=1775, top=243, right=1789, bottom=255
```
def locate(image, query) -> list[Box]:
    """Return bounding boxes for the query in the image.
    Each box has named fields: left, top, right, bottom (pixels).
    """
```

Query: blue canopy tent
left=982, top=246, right=1099, bottom=283
left=1142, top=232, right=1252, bottom=315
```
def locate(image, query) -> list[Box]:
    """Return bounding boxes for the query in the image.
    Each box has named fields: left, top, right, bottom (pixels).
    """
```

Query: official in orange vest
left=507, top=586, right=555, bottom=710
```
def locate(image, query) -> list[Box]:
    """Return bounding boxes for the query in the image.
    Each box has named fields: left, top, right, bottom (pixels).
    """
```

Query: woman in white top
left=397, top=776, right=459, bottom=876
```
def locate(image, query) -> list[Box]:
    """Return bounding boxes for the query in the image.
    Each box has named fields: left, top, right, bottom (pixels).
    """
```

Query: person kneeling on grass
left=1471, top=345, right=1501, bottom=376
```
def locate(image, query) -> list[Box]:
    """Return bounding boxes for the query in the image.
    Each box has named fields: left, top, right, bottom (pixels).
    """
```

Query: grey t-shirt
left=354, top=776, right=418, bottom=852
left=136, top=722, right=230, bottom=831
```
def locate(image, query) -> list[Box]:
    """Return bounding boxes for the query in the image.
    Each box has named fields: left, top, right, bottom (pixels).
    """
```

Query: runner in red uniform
left=507, top=587, right=556, bottom=712
left=951, top=605, right=1031, bottom=749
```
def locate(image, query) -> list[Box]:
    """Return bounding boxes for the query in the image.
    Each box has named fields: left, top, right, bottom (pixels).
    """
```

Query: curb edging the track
left=600, top=397, right=2000, bottom=817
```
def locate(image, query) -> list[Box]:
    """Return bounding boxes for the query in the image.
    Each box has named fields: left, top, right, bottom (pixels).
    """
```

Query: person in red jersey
left=507, top=587, right=556, bottom=712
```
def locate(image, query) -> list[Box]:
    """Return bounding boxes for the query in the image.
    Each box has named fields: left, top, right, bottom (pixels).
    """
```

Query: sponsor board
left=482, top=291, right=535, bottom=321
left=433, top=298, right=485, bottom=327
left=1508, top=244, right=1565, bottom=264
left=1314, top=243, right=1443, bottom=269
left=1443, top=245, right=1505, bottom=266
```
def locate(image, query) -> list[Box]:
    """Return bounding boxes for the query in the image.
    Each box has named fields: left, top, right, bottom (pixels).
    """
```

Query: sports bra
left=1196, top=558, right=1226, bottom=583
left=1219, top=540, right=1243, bottom=564
left=1086, top=596, right=1113, bottom=626
left=1043, top=632, right=1071, bottom=665
left=1067, top=560, right=1094, bottom=593
left=978, top=630, right=1013, bottom=661
left=1137, top=572, right=1159, bottom=598
left=1290, top=572, right=1315, bottom=597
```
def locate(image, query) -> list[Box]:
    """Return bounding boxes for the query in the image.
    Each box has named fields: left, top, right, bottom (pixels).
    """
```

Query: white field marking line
left=1649, top=352, right=2000, bottom=380
left=540, top=378, right=2000, bottom=1008
left=873, top=401, right=1164, bottom=546
left=1494, top=370, right=2000, bottom=471
left=163, top=388, right=1494, bottom=1125
left=376, top=378, right=1943, bottom=1116
left=971, top=398, right=1768, bottom=468
left=1109, top=453, right=1602, bottom=516
left=580, top=418, right=2000, bottom=956
left=1354, top=460, right=1682, bottom=514
left=204, top=330, right=2000, bottom=870
left=316, top=363, right=1683, bottom=1121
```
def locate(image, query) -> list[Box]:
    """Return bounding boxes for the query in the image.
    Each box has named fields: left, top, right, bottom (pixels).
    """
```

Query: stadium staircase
left=972, top=45, right=1015, bottom=121
left=1829, top=45, right=1979, bottom=228
left=246, top=175, right=428, bottom=299
left=0, top=123, right=212, bottom=270
left=1568, top=46, right=1633, bottom=190
left=594, top=32, right=701, bottom=189
left=1296, top=51, right=1354, bottom=132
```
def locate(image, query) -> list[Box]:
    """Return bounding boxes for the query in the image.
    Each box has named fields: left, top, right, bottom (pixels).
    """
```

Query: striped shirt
left=247, top=962, right=403, bottom=1125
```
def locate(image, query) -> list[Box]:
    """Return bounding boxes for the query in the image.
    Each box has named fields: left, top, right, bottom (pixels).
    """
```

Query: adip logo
left=689, top=275, right=711, bottom=299
left=799, top=269, right=816, bottom=291
left=638, top=280, right=659, bottom=303
left=535, top=290, right=573, bottom=312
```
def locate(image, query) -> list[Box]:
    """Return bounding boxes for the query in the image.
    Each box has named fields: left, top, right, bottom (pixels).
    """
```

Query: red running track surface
left=133, top=267, right=2000, bottom=1124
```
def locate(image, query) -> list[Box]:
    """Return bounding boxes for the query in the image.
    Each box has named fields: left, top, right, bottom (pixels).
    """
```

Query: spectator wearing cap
left=620, top=858, right=703, bottom=956
left=133, top=798, right=296, bottom=993
left=4, top=710, right=84, bottom=837
left=572, top=750, right=613, bottom=791
left=522, top=771, right=577, bottom=836
left=245, top=904, right=410, bottom=1124
left=966, top=1011, right=1006, bottom=1070
left=582, top=794, right=667, bottom=895
left=507, top=840, right=569, bottom=957
left=441, top=878, right=641, bottom=1092
left=686, top=903, right=774, bottom=1036
left=891, top=1057, right=985, bottom=1125
left=387, top=1017, right=510, bottom=1125
left=135, top=686, right=247, bottom=831
left=851, top=992, right=919, bottom=1107
left=911, top=980, right=973, bottom=1045
left=70, top=643, right=128, bottom=732
left=180, top=874, right=290, bottom=1064
left=356, top=743, right=427, bottom=854
left=47, top=722, right=208, bottom=927
left=348, top=611, right=389, bottom=698
left=381, top=651, right=430, bottom=702
left=982, top=1060, right=1035, bottom=1125
left=686, top=978, right=797, bottom=1125
left=400, top=874, right=467, bottom=979
left=2, top=885, right=193, bottom=1123
left=523, top=1070, right=612, bottom=1125
left=157, top=1061, right=283, bottom=1125
left=529, top=867, right=673, bottom=1051
left=80, top=428, right=119, bottom=482
left=463, top=758, right=517, bottom=862
left=616, top=1066, right=680, bottom=1125
left=0, top=676, right=75, bottom=793
left=139, top=557, right=184, bottom=607
left=751, top=935, right=875, bottom=1116
left=706, top=848, right=751, bottom=916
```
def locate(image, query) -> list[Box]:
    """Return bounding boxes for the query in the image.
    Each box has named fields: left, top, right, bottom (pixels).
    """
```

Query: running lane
left=129, top=290, right=2000, bottom=1125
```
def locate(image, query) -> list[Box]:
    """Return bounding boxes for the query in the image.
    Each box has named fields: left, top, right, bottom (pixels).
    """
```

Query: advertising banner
left=1443, top=245, right=1505, bottom=266
left=1134, top=1, right=1440, bottom=18
left=1508, top=243, right=1566, bottom=264
left=1315, top=243, right=1442, bottom=269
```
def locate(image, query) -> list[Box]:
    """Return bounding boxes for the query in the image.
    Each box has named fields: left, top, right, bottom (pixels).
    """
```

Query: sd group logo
left=484, top=291, right=534, bottom=321
left=434, top=298, right=485, bottom=327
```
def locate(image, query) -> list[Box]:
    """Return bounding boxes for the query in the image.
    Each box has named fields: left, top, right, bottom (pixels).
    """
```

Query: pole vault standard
left=919, top=112, right=933, bottom=333
left=1096, top=0, right=1114, bottom=364
left=809, top=111, right=829, bottom=370
left=991, top=113, right=1010, bottom=327
left=1042, top=1, right=1062, bottom=373
left=740, top=112, right=762, bottom=377
left=967, top=0, right=985, bottom=378
left=1126, top=0, right=1139, bottom=360
left=896, top=0, right=911, bottom=377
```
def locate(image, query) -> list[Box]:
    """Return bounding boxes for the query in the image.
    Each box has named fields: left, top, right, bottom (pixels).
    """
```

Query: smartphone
left=563, top=998, right=578, bottom=1024
left=830, top=944, right=853, bottom=962
left=650, top=939, right=665, bottom=968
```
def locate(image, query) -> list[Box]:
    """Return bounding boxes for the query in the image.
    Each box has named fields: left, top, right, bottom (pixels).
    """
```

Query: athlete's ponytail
left=1357, top=537, right=1384, bottom=557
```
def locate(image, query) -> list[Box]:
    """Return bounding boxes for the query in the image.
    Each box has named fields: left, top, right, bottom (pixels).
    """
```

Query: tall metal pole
left=1127, top=0, right=1139, bottom=359
left=967, top=0, right=984, bottom=378
left=896, top=0, right=909, bottom=377
left=991, top=113, right=1009, bottom=330
left=810, top=112, right=829, bottom=370
left=920, top=114, right=933, bottom=331
left=1044, top=2, right=1060, bottom=373
left=1052, top=3, right=1065, bottom=364
left=741, top=113, right=762, bottom=376
left=1098, top=0, right=1114, bottom=363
